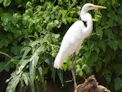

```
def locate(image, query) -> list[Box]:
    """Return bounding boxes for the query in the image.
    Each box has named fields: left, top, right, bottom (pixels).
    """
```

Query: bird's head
left=82, top=3, right=106, bottom=12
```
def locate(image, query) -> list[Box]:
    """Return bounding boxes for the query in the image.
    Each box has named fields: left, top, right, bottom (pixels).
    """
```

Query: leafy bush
left=0, top=0, right=122, bottom=92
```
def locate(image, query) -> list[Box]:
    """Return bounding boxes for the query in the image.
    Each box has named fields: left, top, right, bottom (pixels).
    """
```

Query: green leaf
left=0, top=0, right=3, bottom=3
left=22, top=72, right=30, bottom=86
left=57, top=70, right=64, bottom=86
left=82, top=64, right=91, bottom=74
left=76, top=64, right=83, bottom=76
left=95, top=61, right=102, bottom=72
left=98, top=41, right=106, bottom=51
left=99, top=0, right=106, bottom=4
left=112, top=0, right=117, bottom=5
left=94, top=14, right=102, bottom=22
left=105, top=30, right=114, bottom=39
left=29, top=55, right=39, bottom=82
left=54, top=20, right=59, bottom=26
left=0, top=62, right=8, bottom=72
left=3, top=0, right=11, bottom=7
left=0, top=62, right=13, bottom=72
left=6, top=73, right=21, bottom=92
left=113, top=64, right=122, bottom=75
left=108, top=40, right=118, bottom=50
left=96, top=28, right=103, bottom=39
left=17, top=60, right=30, bottom=74
left=105, top=73, right=112, bottom=83
left=38, top=67, right=45, bottom=83
left=46, top=22, right=54, bottom=31
left=114, top=77, right=122, bottom=91
left=26, top=1, right=32, bottom=9
left=20, top=46, right=31, bottom=60
left=29, top=46, right=42, bottom=92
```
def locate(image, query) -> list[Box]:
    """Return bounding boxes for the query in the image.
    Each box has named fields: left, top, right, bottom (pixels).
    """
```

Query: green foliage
left=0, top=0, right=122, bottom=92
left=0, top=0, right=12, bottom=7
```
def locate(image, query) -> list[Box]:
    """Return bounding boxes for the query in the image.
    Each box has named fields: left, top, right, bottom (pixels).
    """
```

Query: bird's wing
left=54, top=20, right=85, bottom=69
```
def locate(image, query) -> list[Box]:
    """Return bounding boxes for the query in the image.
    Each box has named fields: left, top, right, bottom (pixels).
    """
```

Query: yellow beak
left=93, top=5, right=107, bottom=9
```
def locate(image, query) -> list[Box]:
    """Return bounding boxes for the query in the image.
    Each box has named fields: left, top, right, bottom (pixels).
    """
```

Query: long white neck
left=80, top=11, right=93, bottom=33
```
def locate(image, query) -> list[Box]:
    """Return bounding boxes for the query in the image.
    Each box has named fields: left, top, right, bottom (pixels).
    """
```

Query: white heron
left=54, top=3, right=106, bottom=90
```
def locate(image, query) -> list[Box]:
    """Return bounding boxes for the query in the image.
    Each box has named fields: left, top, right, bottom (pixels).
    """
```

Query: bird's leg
left=71, top=53, right=77, bottom=91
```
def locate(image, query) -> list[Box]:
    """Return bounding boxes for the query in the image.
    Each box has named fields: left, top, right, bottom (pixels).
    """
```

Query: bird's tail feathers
left=54, top=53, right=65, bottom=69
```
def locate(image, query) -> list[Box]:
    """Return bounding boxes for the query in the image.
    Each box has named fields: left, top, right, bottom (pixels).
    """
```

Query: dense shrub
left=0, top=0, right=121, bottom=92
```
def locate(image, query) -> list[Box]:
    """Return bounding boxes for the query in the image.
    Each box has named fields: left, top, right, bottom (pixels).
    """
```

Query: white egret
left=54, top=3, right=106, bottom=91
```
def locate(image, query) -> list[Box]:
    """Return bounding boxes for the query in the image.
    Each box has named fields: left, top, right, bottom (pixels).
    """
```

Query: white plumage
left=54, top=21, right=87, bottom=69
left=54, top=3, right=106, bottom=69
